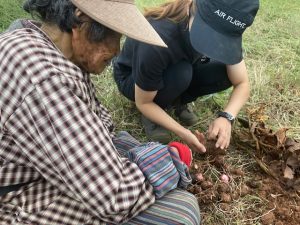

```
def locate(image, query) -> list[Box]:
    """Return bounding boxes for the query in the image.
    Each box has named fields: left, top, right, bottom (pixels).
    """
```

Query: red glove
left=169, top=142, right=192, bottom=168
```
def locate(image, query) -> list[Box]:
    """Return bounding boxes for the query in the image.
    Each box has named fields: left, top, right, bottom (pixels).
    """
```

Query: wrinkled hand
left=181, top=129, right=206, bottom=153
left=208, top=117, right=232, bottom=149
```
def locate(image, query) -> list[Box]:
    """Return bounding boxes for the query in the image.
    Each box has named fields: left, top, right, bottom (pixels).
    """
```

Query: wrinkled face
left=71, top=26, right=121, bottom=74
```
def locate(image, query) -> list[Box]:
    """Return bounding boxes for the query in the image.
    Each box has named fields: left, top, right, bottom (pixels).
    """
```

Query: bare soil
left=189, top=159, right=300, bottom=225
left=188, top=118, right=300, bottom=225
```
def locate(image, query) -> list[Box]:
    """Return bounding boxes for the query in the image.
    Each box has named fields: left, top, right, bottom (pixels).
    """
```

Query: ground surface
left=186, top=108, right=300, bottom=224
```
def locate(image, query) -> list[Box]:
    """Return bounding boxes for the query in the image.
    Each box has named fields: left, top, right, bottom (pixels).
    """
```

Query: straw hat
left=71, top=0, right=167, bottom=47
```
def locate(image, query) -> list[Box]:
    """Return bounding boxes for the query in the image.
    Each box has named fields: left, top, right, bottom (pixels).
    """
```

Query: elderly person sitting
left=0, top=0, right=200, bottom=224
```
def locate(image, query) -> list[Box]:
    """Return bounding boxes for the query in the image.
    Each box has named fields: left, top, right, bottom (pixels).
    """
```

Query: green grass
left=1, top=0, right=299, bottom=224
left=0, top=0, right=28, bottom=31
left=243, top=0, right=300, bottom=138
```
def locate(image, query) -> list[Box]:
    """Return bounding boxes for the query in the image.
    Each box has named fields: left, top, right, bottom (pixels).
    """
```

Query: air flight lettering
left=226, top=16, right=246, bottom=28
left=214, top=9, right=226, bottom=19
left=214, top=9, right=246, bottom=29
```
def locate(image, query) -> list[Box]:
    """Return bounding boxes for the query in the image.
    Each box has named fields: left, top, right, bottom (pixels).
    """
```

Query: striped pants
left=124, top=189, right=200, bottom=225
left=0, top=132, right=200, bottom=225
left=115, top=131, right=201, bottom=224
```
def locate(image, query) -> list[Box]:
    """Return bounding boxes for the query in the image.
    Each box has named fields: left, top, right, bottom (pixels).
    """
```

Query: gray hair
left=23, top=0, right=117, bottom=42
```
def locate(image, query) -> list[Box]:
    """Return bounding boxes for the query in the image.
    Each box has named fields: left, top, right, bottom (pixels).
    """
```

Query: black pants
left=114, top=60, right=232, bottom=109
left=0, top=183, right=28, bottom=196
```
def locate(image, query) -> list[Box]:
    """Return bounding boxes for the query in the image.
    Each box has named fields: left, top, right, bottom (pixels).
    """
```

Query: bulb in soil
left=220, top=193, right=232, bottom=203
left=195, top=173, right=204, bottom=182
left=201, top=181, right=213, bottom=190
left=220, top=174, right=229, bottom=183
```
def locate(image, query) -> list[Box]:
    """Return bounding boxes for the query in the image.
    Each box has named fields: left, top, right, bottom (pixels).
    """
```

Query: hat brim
left=71, top=0, right=167, bottom=48
left=190, top=10, right=242, bottom=65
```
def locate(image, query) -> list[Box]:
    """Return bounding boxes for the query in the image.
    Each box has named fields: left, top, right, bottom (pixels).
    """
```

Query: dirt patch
left=188, top=117, right=300, bottom=225
left=188, top=155, right=300, bottom=225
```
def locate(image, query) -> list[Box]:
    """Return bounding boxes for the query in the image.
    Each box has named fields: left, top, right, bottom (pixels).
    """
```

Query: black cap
left=190, top=0, right=259, bottom=65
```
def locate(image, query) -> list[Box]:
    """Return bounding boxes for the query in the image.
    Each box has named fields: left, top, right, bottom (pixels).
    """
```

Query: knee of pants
left=124, top=189, right=201, bottom=225
left=154, top=189, right=201, bottom=225
left=178, top=191, right=201, bottom=225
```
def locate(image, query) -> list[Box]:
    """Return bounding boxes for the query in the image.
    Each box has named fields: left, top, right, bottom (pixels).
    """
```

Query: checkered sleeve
left=5, top=75, right=155, bottom=224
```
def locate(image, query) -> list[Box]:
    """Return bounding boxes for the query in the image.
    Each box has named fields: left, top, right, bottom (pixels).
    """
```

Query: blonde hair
left=144, top=0, right=195, bottom=23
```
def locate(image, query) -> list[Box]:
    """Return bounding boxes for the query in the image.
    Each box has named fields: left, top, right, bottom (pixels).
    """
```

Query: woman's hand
left=204, top=60, right=249, bottom=150
left=208, top=117, right=232, bottom=149
left=179, top=129, right=206, bottom=153
left=194, top=130, right=206, bottom=145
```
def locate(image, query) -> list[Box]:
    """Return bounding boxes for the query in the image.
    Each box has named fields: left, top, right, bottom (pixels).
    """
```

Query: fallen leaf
left=286, top=140, right=300, bottom=153
left=283, top=165, right=294, bottom=179
left=286, top=155, right=300, bottom=170
left=275, top=128, right=288, bottom=147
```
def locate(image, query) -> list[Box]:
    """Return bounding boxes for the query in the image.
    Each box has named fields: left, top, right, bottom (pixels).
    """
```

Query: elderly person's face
left=71, top=24, right=121, bottom=74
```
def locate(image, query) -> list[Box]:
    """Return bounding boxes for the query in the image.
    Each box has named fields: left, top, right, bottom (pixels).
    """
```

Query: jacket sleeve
left=5, top=75, right=155, bottom=224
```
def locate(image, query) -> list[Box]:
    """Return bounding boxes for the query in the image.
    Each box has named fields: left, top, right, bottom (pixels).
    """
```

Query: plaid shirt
left=0, top=21, right=155, bottom=224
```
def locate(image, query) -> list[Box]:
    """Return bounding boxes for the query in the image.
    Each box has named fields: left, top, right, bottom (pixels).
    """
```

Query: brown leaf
left=285, top=137, right=296, bottom=147
left=283, top=165, right=294, bottom=179
left=286, top=155, right=300, bottom=170
left=275, top=128, right=288, bottom=147
left=284, top=178, right=300, bottom=190
left=262, top=135, right=277, bottom=147
left=286, top=141, right=300, bottom=153
left=292, top=178, right=300, bottom=191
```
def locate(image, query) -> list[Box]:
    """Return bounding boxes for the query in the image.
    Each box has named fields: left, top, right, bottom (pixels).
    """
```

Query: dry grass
left=243, top=0, right=300, bottom=139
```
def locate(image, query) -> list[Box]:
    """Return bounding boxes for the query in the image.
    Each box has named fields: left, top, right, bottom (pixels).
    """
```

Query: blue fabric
left=113, top=131, right=192, bottom=199
left=168, top=148, right=192, bottom=189
left=128, top=143, right=180, bottom=198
